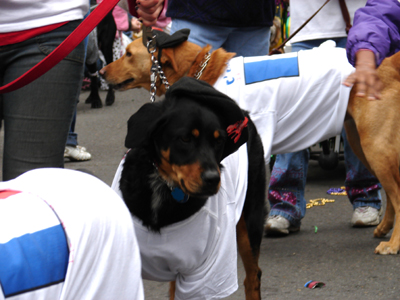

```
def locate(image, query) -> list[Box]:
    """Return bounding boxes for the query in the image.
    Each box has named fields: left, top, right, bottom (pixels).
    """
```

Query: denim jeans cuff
left=352, top=201, right=382, bottom=210
left=269, top=209, right=301, bottom=228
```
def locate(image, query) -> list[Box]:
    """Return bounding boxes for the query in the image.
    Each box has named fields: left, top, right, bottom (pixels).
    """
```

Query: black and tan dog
left=112, top=77, right=266, bottom=299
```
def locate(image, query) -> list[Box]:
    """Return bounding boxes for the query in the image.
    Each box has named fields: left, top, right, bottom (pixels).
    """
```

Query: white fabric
left=213, top=44, right=355, bottom=163
left=289, top=0, right=367, bottom=44
left=0, top=168, right=144, bottom=300
left=112, top=144, right=249, bottom=300
left=0, top=0, right=89, bottom=33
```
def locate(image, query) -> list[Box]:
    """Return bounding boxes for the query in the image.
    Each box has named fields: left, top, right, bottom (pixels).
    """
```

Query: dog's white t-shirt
left=214, top=44, right=355, bottom=163
left=0, top=168, right=144, bottom=300
left=112, top=145, right=249, bottom=300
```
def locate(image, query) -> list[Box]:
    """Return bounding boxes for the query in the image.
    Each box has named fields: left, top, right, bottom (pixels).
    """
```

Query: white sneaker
left=64, top=145, right=92, bottom=161
left=265, top=215, right=300, bottom=236
left=351, top=206, right=381, bottom=227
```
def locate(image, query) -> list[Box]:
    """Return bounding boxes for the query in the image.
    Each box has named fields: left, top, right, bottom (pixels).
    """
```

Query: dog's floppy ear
left=155, top=29, right=190, bottom=73
left=165, top=77, right=249, bottom=159
left=125, top=102, right=163, bottom=149
left=160, top=48, right=179, bottom=72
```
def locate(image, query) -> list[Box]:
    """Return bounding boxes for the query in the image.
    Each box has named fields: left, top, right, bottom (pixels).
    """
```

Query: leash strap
left=269, top=0, right=331, bottom=55
left=0, top=0, right=120, bottom=94
left=338, top=0, right=352, bottom=34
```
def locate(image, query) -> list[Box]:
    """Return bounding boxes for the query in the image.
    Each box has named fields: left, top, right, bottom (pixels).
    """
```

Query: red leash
left=0, top=0, right=120, bottom=94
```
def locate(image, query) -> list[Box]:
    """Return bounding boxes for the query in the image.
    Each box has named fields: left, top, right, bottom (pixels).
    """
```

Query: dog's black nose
left=201, top=170, right=220, bottom=187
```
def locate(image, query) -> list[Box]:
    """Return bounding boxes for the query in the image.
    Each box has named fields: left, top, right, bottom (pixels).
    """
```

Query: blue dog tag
left=171, top=188, right=189, bottom=203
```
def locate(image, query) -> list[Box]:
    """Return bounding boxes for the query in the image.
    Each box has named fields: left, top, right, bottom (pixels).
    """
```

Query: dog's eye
left=126, top=51, right=132, bottom=57
left=181, top=136, right=191, bottom=143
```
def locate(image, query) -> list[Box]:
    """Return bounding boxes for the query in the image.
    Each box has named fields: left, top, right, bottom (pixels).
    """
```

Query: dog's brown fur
left=101, top=38, right=400, bottom=257
left=345, top=53, right=400, bottom=254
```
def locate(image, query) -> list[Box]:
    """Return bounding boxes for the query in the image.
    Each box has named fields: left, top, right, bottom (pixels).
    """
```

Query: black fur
left=85, top=11, right=116, bottom=108
left=119, top=78, right=266, bottom=257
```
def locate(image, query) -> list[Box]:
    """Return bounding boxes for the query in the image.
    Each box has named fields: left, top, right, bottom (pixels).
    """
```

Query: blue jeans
left=171, top=19, right=271, bottom=56
left=67, top=110, right=78, bottom=147
left=268, top=38, right=381, bottom=226
left=0, top=20, right=85, bottom=180
left=269, top=149, right=309, bottom=228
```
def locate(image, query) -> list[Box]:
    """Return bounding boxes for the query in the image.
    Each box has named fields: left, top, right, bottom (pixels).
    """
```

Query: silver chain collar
left=146, top=37, right=170, bottom=102
left=145, top=32, right=211, bottom=101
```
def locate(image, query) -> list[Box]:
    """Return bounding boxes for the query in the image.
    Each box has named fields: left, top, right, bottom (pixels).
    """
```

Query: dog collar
left=194, top=52, right=211, bottom=80
left=171, top=187, right=190, bottom=203
left=153, top=161, right=190, bottom=204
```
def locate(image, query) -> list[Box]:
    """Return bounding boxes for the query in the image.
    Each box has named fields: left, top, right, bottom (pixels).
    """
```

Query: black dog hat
left=166, top=77, right=249, bottom=158
left=125, top=77, right=248, bottom=160
left=152, top=28, right=191, bottom=66
left=153, top=28, right=190, bottom=49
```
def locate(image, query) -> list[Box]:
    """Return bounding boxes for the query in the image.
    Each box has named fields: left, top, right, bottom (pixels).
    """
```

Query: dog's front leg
left=236, top=215, right=262, bottom=300
left=169, top=281, right=176, bottom=300
left=375, top=213, right=400, bottom=255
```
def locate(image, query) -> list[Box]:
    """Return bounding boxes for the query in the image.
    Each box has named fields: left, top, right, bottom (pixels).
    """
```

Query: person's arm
left=343, top=0, right=400, bottom=99
left=127, top=0, right=166, bottom=27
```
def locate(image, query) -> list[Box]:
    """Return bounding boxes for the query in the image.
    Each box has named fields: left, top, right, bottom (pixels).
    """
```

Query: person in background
left=128, top=0, right=275, bottom=57
left=0, top=1, right=88, bottom=180
left=64, top=111, right=92, bottom=161
left=265, top=0, right=382, bottom=236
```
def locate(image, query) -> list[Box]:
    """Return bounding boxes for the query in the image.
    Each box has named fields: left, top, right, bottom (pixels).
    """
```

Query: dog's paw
left=85, top=94, right=103, bottom=108
left=374, top=241, right=400, bottom=255
left=90, top=98, right=103, bottom=109
left=374, top=223, right=392, bottom=238
left=374, top=227, right=387, bottom=238
left=105, top=88, right=115, bottom=106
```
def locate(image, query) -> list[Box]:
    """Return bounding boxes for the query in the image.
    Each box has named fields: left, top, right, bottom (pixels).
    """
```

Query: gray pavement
left=6, top=88, right=400, bottom=299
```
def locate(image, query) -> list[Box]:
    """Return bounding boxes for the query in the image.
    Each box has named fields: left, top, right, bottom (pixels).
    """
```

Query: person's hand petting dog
left=134, top=0, right=164, bottom=26
left=343, top=49, right=383, bottom=100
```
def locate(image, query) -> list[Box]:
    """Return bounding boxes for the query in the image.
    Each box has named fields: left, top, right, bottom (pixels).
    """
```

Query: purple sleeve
left=346, top=0, right=400, bottom=66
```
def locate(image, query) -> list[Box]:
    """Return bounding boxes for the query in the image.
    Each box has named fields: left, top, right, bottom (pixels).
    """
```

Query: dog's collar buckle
left=194, top=52, right=211, bottom=80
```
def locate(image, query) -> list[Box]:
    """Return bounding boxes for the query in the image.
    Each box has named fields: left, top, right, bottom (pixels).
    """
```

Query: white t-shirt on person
left=289, top=0, right=367, bottom=43
left=0, top=0, right=89, bottom=33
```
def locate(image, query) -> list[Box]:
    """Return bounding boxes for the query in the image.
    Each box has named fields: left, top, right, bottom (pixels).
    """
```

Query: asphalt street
left=5, top=87, right=400, bottom=299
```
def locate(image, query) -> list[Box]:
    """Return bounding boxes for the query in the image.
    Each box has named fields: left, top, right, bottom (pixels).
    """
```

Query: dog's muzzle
left=113, top=78, right=134, bottom=90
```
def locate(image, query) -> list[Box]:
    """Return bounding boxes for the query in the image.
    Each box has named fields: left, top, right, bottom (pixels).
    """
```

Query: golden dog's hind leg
left=236, top=215, right=262, bottom=300
left=345, top=116, right=400, bottom=254
left=169, top=281, right=176, bottom=300
left=372, top=162, right=400, bottom=254
left=361, top=140, right=400, bottom=254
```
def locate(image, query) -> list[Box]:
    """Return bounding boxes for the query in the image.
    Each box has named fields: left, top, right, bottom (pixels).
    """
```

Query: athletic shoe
left=64, top=145, right=92, bottom=161
left=351, top=206, right=381, bottom=227
left=265, top=215, right=300, bottom=236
